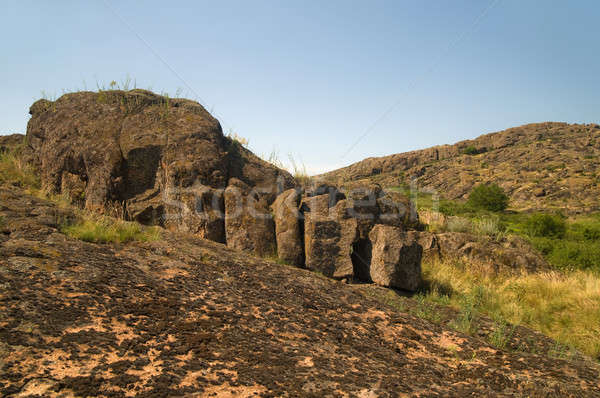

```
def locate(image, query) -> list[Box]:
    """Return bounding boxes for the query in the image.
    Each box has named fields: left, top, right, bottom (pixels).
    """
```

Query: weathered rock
left=321, top=122, right=600, bottom=213
left=25, top=90, right=294, bottom=242
left=368, top=225, right=423, bottom=291
left=271, top=188, right=304, bottom=266
left=435, top=232, right=549, bottom=273
left=303, top=194, right=357, bottom=278
left=2, top=186, right=598, bottom=397
left=344, top=185, right=419, bottom=240
left=224, top=178, right=276, bottom=256
left=413, top=231, right=440, bottom=260
left=304, top=183, right=346, bottom=206
left=0, top=134, right=24, bottom=153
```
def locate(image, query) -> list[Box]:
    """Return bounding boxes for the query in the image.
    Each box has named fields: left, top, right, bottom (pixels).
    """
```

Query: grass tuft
left=61, top=215, right=161, bottom=244
left=0, top=148, right=40, bottom=191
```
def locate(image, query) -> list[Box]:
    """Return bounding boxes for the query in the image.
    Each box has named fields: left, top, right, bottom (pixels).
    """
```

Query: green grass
left=61, top=215, right=161, bottom=244
left=405, top=185, right=600, bottom=273
left=0, top=148, right=40, bottom=191
left=422, top=258, right=600, bottom=359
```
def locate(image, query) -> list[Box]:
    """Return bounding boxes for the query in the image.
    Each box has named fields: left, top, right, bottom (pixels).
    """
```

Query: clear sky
left=2, top=1, right=599, bottom=174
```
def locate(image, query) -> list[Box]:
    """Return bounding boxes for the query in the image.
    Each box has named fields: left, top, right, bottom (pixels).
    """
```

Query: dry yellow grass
left=422, top=258, right=600, bottom=358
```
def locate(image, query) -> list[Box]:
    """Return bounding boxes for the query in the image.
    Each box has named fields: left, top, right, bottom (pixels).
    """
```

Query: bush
left=462, top=146, right=480, bottom=155
left=467, top=183, right=509, bottom=212
left=526, top=214, right=566, bottom=239
left=583, top=227, right=600, bottom=241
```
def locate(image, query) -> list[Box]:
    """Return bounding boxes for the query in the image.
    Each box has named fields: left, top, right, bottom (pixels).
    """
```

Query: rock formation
left=271, top=188, right=304, bottom=265
left=321, top=122, right=600, bottom=213
left=303, top=193, right=358, bottom=279
left=2, top=186, right=598, bottom=397
left=25, top=90, right=295, bottom=255
left=368, top=225, right=423, bottom=291
left=0, top=134, right=23, bottom=153
left=22, top=89, right=427, bottom=290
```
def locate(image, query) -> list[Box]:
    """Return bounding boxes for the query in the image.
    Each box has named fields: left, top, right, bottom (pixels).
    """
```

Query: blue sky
left=2, top=1, right=599, bottom=173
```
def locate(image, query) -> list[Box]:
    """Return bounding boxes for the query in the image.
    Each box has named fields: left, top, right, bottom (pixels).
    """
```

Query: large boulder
left=25, top=90, right=294, bottom=242
left=303, top=194, right=357, bottom=279
left=346, top=185, right=420, bottom=239
left=271, top=188, right=304, bottom=266
left=224, top=178, right=277, bottom=257
left=368, top=225, right=423, bottom=291
left=435, top=232, right=549, bottom=273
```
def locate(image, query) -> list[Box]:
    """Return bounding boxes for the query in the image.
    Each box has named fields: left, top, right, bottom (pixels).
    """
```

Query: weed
left=0, top=146, right=40, bottom=191
left=449, top=296, right=477, bottom=334
left=445, top=217, right=472, bottom=233
left=473, top=216, right=505, bottom=239
left=488, top=319, right=515, bottom=350
left=413, top=294, right=442, bottom=323
left=227, top=130, right=249, bottom=147
left=61, top=215, right=161, bottom=244
left=288, top=154, right=311, bottom=186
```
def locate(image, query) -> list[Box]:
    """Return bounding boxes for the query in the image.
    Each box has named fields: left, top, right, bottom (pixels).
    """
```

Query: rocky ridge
left=321, top=122, right=600, bottom=213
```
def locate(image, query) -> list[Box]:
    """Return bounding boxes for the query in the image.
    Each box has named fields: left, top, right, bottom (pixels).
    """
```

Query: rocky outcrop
left=321, top=122, right=600, bottom=213
left=224, top=178, right=277, bottom=256
left=2, top=187, right=598, bottom=397
left=22, top=90, right=427, bottom=284
left=0, top=134, right=24, bottom=153
left=298, top=185, right=423, bottom=286
left=368, top=225, right=423, bottom=291
left=25, top=90, right=294, bottom=251
left=433, top=232, right=549, bottom=273
left=303, top=193, right=358, bottom=278
left=271, top=188, right=304, bottom=265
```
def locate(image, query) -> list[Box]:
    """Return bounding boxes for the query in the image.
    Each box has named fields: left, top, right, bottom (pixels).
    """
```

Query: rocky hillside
left=1, top=187, right=600, bottom=397
left=321, top=122, right=600, bottom=213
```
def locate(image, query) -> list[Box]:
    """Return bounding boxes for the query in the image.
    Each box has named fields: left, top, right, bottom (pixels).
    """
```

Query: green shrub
left=533, top=239, right=600, bottom=272
left=462, top=146, right=479, bottom=155
left=583, top=227, right=600, bottom=241
left=467, top=183, right=509, bottom=212
left=526, top=214, right=566, bottom=238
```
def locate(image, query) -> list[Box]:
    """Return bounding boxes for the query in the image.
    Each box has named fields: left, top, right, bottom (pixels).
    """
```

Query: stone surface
left=434, top=232, right=549, bottom=273
left=224, top=178, right=277, bottom=256
left=271, top=188, right=304, bottom=266
left=321, top=122, right=600, bottom=213
left=303, top=194, right=357, bottom=279
left=2, top=187, right=599, bottom=397
left=0, top=133, right=24, bottom=153
left=24, top=90, right=294, bottom=239
left=368, top=225, right=423, bottom=291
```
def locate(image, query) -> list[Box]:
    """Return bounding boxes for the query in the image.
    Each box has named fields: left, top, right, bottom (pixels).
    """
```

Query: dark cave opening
left=351, top=238, right=372, bottom=282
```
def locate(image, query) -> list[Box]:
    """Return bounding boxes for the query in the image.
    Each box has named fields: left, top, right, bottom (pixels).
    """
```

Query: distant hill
left=321, top=122, right=600, bottom=213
